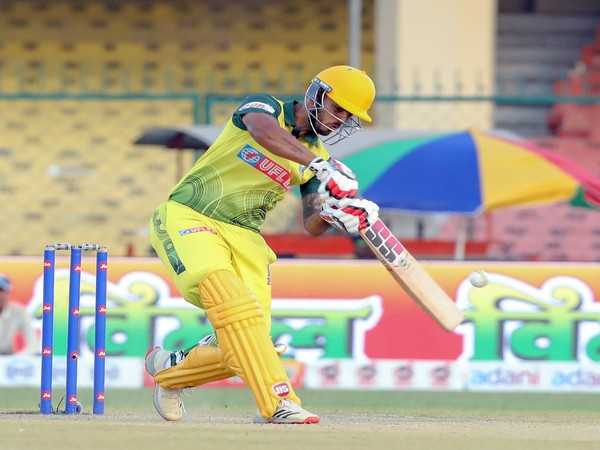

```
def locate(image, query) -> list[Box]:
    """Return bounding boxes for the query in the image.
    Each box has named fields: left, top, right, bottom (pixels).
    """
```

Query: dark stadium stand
left=548, top=22, right=600, bottom=138
left=495, top=14, right=599, bottom=136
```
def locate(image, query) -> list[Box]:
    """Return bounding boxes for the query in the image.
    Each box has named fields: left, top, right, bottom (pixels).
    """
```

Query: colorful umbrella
left=343, top=129, right=600, bottom=214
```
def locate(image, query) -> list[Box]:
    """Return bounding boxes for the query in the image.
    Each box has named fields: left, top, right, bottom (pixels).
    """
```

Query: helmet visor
left=304, top=79, right=361, bottom=145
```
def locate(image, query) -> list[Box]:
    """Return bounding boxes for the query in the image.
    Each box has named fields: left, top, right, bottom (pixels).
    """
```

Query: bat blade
left=360, top=219, right=464, bottom=331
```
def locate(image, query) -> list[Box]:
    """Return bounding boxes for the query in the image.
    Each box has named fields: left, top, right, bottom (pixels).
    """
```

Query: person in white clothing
left=0, top=274, right=37, bottom=355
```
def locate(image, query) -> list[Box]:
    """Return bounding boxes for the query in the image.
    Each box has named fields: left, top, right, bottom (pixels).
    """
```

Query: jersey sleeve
left=232, top=94, right=282, bottom=130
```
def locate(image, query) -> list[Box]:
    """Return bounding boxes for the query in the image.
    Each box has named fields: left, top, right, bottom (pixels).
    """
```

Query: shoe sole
left=147, top=348, right=183, bottom=422
left=266, top=416, right=320, bottom=425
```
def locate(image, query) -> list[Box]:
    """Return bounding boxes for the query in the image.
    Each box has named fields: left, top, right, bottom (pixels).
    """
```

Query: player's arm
left=243, top=112, right=315, bottom=165
left=233, top=95, right=358, bottom=199
left=244, top=112, right=359, bottom=200
left=232, top=94, right=315, bottom=165
left=300, top=178, right=330, bottom=236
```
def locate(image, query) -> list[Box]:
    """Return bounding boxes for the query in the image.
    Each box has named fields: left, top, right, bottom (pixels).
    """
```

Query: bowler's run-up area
left=1, top=257, right=600, bottom=449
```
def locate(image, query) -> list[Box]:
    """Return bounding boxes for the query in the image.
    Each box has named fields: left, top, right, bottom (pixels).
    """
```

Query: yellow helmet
left=313, top=65, right=376, bottom=123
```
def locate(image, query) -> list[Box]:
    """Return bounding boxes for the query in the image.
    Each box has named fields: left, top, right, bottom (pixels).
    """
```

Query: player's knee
left=177, top=265, right=229, bottom=307
left=199, top=270, right=264, bottom=328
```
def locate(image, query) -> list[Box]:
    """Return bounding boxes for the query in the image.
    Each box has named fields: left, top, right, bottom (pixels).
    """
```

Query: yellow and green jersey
left=169, top=94, right=329, bottom=233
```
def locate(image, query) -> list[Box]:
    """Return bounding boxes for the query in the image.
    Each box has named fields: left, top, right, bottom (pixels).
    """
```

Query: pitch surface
left=1, top=388, right=598, bottom=450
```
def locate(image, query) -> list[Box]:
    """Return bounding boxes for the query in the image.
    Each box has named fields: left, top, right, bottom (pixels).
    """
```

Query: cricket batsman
left=145, top=65, right=380, bottom=424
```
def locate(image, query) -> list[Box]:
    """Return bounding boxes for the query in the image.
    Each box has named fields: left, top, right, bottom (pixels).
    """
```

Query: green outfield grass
left=1, top=388, right=599, bottom=450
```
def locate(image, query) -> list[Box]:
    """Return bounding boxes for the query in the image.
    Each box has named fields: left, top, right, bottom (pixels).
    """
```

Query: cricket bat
left=360, top=219, right=464, bottom=331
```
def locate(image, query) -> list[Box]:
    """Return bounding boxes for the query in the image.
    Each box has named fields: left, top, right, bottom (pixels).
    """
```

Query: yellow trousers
left=149, top=200, right=299, bottom=418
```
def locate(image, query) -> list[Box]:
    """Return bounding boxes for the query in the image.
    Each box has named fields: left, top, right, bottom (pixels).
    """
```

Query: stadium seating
left=0, top=98, right=194, bottom=256
left=548, top=22, right=600, bottom=138
left=495, top=14, right=598, bottom=136
left=0, top=0, right=374, bottom=256
left=0, top=0, right=374, bottom=95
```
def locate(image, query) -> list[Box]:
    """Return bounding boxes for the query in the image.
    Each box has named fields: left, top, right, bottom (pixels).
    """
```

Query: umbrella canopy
left=343, top=129, right=600, bottom=214
left=133, top=126, right=221, bottom=180
left=134, top=126, right=215, bottom=150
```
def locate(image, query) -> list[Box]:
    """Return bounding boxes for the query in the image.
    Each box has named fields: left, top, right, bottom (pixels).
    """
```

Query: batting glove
left=320, top=198, right=379, bottom=235
left=308, top=157, right=358, bottom=201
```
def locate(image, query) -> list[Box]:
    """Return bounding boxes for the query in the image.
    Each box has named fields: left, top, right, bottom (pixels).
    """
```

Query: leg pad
left=200, top=270, right=299, bottom=418
left=154, top=346, right=234, bottom=389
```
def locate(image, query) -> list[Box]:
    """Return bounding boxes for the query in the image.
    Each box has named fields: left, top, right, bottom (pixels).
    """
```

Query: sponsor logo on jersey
left=238, top=145, right=291, bottom=189
left=239, top=146, right=262, bottom=164
left=238, top=101, right=275, bottom=114
left=178, top=226, right=217, bottom=236
left=272, top=382, right=291, bottom=397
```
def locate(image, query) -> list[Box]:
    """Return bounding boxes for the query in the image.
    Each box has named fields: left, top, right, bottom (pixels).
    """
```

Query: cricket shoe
left=145, top=347, right=185, bottom=422
left=263, top=399, right=320, bottom=424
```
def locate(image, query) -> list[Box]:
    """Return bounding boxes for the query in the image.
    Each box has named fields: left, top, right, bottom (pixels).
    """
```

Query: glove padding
left=320, top=198, right=380, bottom=235
left=308, top=157, right=358, bottom=201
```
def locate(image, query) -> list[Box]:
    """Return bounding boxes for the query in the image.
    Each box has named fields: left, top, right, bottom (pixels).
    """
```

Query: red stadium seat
left=589, top=105, right=600, bottom=143
left=548, top=104, right=593, bottom=137
left=553, top=77, right=585, bottom=96
left=581, top=43, right=600, bottom=70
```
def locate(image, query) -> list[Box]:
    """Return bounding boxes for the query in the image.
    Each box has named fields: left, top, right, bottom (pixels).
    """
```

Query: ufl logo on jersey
left=238, top=144, right=291, bottom=189
left=272, top=382, right=291, bottom=398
